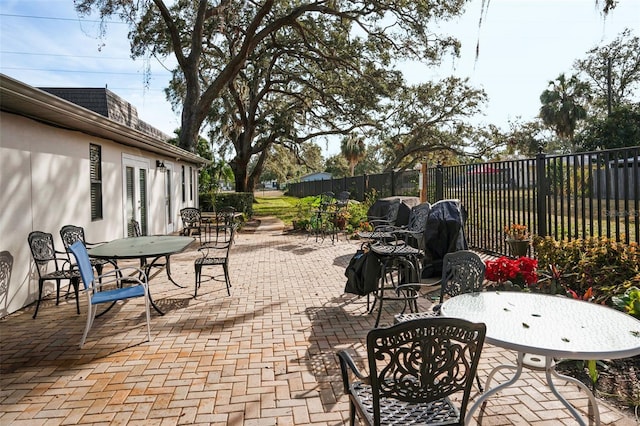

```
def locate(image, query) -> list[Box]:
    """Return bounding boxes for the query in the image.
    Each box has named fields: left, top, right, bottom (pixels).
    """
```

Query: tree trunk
left=230, top=131, right=254, bottom=193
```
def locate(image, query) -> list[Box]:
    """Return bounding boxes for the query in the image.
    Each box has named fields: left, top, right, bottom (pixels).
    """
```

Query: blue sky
left=1, top=0, right=180, bottom=134
left=1, top=0, right=639, bottom=155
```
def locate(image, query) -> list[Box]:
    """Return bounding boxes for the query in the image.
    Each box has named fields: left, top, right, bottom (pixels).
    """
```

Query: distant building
left=299, top=171, right=332, bottom=182
left=261, top=180, right=278, bottom=190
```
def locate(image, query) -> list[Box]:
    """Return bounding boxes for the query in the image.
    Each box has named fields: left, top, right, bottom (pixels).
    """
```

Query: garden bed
left=558, top=356, right=640, bottom=419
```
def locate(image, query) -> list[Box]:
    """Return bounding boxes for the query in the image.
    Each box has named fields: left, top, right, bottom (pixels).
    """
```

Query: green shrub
left=199, top=191, right=254, bottom=218
left=534, top=236, right=640, bottom=305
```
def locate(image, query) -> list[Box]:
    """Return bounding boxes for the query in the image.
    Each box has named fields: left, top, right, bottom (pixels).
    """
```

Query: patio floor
left=1, top=218, right=637, bottom=425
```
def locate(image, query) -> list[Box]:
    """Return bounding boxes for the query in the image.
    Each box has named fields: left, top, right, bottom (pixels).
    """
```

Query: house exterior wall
left=0, top=111, right=199, bottom=317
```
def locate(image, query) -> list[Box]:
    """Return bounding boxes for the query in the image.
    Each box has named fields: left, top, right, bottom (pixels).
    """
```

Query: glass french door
left=123, top=155, right=149, bottom=237
left=165, top=163, right=174, bottom=234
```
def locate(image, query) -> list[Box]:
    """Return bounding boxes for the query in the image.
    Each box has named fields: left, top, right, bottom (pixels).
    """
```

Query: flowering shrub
left=504, top=223, right=530, bottom=240
left=358, top=221, right=373, bottom=232
left=534, top=236, right=640, bottom=305
left=485, top=256, right=538, bottom=289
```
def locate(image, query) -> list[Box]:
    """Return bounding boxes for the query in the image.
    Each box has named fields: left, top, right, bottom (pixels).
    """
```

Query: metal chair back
left=337, top=317, right=486, bottom=425
left=27, top=231, right=80, bottom=318
left=407, top=202, right=431, bottom=233
left=180, top=207, right=202, bottom=236
left=439, top=250, right=485, bottom=304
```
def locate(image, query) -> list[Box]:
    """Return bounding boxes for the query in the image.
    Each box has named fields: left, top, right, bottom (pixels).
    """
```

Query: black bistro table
left=88, top=235, right=194, bottom=315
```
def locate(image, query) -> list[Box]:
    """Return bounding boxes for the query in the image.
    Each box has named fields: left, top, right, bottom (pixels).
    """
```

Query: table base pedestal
left=466, top=352, right=600, bottom=426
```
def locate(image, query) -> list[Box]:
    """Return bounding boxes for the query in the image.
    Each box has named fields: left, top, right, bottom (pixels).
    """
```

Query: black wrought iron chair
left=194, top=224, right=236, bottom=297
left=394, top=250, right=486, bottom=393
left=335, top=191, right=350, bottom=210
left=369, top=237, right=422, bottom=328
left=0, top=251, right=13, bottom=311
left=337, top=317, right=486, bottom=425
left=27, top=231, right=81, bottom=319
left=309, top=192, right=335, bottom=242
left=367, top=198, right=401, bottom=230
left=60, top=225, right=112, bottom=279
left=395, top=250, right=485, bottom=322
left=180, top=207, right=202, bottom=239
left=212, top=206, right=237, bottom=243
left=388, top=202, right=431, bottom=251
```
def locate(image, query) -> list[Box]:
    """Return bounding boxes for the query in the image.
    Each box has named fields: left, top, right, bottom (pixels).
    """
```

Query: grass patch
left=253, top=194, right=371, bottom=232
left=253, top=195, right=313, bottom=225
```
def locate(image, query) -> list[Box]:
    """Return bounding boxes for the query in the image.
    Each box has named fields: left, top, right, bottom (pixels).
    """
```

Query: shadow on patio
left=0, top=230, right=636, bottom=425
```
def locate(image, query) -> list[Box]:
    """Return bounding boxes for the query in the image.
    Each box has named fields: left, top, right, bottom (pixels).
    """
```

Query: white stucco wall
left=0, top=112, right=198, bottom=317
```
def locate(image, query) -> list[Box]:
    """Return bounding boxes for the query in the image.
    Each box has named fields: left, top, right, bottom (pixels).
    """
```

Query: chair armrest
left=84, top=240, right=107, bottom=248
left=369, top=218, right=394, bottom=228
left=336, top=350, right=370, bottom=393
left=93, top=266, right=148, bottom=291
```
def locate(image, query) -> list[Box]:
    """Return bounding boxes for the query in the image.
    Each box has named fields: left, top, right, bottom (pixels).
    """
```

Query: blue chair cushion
left=91, top=285, right=145, bottom=305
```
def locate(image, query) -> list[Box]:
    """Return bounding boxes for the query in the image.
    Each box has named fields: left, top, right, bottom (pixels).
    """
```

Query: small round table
left=441, top=291, right=640, bottom=426
left=368, top=242, right=423, bottom=327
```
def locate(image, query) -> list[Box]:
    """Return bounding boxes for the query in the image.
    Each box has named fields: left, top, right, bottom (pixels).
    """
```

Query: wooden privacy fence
left=287, top=146, right=640, bottom=256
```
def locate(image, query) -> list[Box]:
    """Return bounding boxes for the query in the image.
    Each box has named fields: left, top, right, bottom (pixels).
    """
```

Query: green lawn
left=253, top=195, right=311, bottom=225
left=253, top=194, right=370, bottom=232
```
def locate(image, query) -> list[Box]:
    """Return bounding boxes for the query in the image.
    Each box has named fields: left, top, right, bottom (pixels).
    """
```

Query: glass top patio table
left=88, top=235, right=194, bottom=315
left=88, top=235, right=194, bottom=260
left=441, top=291, right=640, bottom=425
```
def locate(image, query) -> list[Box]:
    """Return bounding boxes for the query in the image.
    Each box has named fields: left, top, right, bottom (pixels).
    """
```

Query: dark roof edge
left=0, top=74, right=207, bottom=166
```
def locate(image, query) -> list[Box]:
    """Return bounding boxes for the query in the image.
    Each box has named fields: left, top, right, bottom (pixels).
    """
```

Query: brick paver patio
left=1, top=219, right=637, bottom=425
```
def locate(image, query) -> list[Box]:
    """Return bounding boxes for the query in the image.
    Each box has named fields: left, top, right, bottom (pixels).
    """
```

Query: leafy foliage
left=76, top=0, right=471, bottom=180
left=575, top=104, right=640, bottom=151
left=377, top=78, right=488, bottom=170
left=612, top=286, right=640, bottom=318
left=539, top=73, right=591, bottom=151
left=534, top=236, right=640, bottom=305
left=573, top=28, right=640, bottom=114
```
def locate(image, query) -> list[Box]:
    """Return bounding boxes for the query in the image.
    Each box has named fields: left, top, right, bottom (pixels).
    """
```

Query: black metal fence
left=429, top=146, right=639, bottom=255
left=287, top=146, right=639, bottom=255
left=286, top=169, right=420, bottom=201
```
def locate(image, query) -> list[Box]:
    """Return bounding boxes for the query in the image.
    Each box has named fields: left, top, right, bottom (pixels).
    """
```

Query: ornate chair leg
left=33, top=279, right=45, bottom=319
left=194, top=264, right=202, bottom=297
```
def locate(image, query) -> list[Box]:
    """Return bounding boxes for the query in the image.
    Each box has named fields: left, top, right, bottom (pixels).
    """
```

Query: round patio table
left=368, top=242, right=423, bottom=327
left=89, top=235, right=194, bottom=315
left=441, top=291, right=640, bottom=426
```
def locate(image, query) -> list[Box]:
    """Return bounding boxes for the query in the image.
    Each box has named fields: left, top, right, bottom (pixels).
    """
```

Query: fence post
left=421, top=162, right=427, bottom=203
left=435, top=163, right=444, bottom=201
left=390, top=170, right=396, bottom=196
left=363, top=174, right=368, bottom=202
left=536, top=151, right=548, bottom=238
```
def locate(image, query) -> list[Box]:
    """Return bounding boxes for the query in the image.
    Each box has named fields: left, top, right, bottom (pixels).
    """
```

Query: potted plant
left=332, top=210, right=350, bottom=230
left=504, top=223, right=531, bottom=257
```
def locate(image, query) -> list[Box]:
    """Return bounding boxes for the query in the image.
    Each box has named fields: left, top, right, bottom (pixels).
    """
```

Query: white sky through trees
left=1, top=0, right=638, bottom=156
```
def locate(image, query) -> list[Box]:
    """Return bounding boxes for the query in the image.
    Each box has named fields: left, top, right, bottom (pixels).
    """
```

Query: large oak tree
left=75, top=0, right=468, bottom=158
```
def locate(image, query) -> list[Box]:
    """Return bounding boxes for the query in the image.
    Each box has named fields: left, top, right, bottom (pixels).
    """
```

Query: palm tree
left=539, top=73, right=591, bottom=152
left=340, top=134, right=366, bottom=177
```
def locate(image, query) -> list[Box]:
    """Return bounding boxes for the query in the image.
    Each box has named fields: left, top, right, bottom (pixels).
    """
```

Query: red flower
left=485, top=256, right=538, bottom=286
